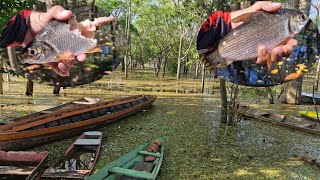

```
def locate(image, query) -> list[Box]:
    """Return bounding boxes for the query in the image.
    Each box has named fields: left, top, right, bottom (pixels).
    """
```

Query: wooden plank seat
left=109, top=167, right=155, bottom=179
left=74, top=139, right=101, bottom=146
left=84, top=131, right=102, bottom=137
left=137, top=151, right=161, bottom=157
left=42, top=169, right=90, bottom=179
left=0, top=165, right=36, bottom=175
left=120, top=161, right=154, bottom=180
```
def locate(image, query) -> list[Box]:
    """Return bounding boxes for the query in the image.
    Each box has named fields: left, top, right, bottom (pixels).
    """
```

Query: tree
left=281, top=0, right=311, bottom=104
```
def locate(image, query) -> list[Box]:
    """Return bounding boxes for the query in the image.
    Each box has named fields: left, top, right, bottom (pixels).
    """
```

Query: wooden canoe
left=301, top=91, right=320, bottom=105
left=298, top=110, right=320, bottom=122
left=88, top=139, right=164, bottom=180
left=0, top=150, right=48, bottom=180
left=238, top=106, right=320, bottom=136
left=4, top=97, right=100, bottom=124
left=41, top=131, right=102, bottom=179
left=0, top=94, right=156, bottom=151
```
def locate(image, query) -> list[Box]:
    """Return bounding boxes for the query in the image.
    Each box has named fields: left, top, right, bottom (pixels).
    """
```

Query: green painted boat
left=299, top=110, right=320, bottom=121
left=88, top=139, right=164, bottom=180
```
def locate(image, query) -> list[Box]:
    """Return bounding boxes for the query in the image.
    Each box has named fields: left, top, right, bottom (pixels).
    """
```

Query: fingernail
left=272, top=3, right=282, bottom=8
left=61, top=10, right=71, bottom=17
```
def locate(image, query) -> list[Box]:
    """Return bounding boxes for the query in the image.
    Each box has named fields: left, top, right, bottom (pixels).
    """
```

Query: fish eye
left=300, top=14, right=306, bottom=21
left=29, top=48, right=38, bottom=57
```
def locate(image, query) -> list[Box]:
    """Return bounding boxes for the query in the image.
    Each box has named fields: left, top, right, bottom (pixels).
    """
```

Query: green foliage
left=0, top=0, right=37, bottom=34
left=0, top=68, right=21, bottom=77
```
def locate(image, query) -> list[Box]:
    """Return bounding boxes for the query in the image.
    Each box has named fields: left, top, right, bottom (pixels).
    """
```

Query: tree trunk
left=316, top=58, right=320, bottom=90
left=281, top=0, right=310, bottom=104
left=201, top=63, right=205, bottom=93
left=155, top=56, right=161, bottom=77
left=176, top=31, right=183, bottom=80
left=195, top=60, right=199, bottom=79
left=124, top=0, right=131, bottom=78
left=25, top=80, right=33, bottom=96
left=7, top=47, right=20, bottom=73
left=162, top=57, right=167, bottom=77
left=281, top=76, right=303, bottom=104
left=220, top=79, right=228, bottom=124
left=0, top=56, right=3, bottom=94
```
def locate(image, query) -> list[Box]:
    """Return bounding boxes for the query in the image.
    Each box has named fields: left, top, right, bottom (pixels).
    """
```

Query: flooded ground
left=1, top=68, right=320, bottom=179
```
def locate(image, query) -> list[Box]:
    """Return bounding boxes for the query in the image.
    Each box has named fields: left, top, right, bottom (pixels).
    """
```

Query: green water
left=1, top=68, right=320, bottom=179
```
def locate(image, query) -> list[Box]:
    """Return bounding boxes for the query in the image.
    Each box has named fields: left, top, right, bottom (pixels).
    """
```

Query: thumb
left=252, top=1, right=282, bottom=13
left=44, top=5, right=72, bottom=23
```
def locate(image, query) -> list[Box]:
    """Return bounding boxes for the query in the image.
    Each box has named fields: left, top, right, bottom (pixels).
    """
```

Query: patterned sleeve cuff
left=0, top=10, right=31, bottom=48
left=196, top=11, right=232, bottom=55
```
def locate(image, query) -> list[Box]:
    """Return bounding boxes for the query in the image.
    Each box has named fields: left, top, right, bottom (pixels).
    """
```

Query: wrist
left=29, top=11, right=46, bottom=37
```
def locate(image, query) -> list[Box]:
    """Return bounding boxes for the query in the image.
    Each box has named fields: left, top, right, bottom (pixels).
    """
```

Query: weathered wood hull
left=41, top=131, right=102, bottom=179
left=0, top=95, right=156, bottom=151
left=88, top=139, right=164, bottom=180
left=301, top=91, right=320, bottom=104
left=239, top=106, right=320, bottom=136
left=0, top=150, right=48, bottom=180
left=6, top=97, right=100, bottom=124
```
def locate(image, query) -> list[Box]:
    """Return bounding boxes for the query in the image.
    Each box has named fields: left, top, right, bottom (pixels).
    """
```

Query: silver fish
left=18, top=19, right=97, bottom=64
left=203, top=8, right=309, bottom=72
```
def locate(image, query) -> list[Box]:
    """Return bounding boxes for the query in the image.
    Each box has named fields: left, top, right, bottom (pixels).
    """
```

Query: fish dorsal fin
left=231, top=12, right=254, bottom=23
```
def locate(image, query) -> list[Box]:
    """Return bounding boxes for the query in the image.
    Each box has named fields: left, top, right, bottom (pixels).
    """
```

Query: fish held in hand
left=204, top=9, right=309, bottom=71
left=18, top=18, right=102, bottom=64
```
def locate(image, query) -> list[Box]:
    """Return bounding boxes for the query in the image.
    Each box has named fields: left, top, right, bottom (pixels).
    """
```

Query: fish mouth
left=17, top=53, right=26, bottom=64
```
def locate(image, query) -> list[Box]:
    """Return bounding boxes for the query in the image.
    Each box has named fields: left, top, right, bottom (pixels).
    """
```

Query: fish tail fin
left=200, top=50, right=231, bottom=73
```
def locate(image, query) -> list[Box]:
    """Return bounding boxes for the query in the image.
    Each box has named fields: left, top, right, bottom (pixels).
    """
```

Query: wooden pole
left=0, top=56, right=3, bottom=95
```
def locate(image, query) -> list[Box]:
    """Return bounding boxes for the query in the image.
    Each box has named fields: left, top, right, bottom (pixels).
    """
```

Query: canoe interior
left=0, top=95, right=156, bottom=151
left=41, top=131, right=102, bottom=179
left=3, top=98, right=90, bottom=124
left=89, top=139, right=164, bottom=180
left=0, top=151, right=48, bottom=180
left=239, top=106, right=320, bottom=136
left=0, top=95, right=154, bottom=132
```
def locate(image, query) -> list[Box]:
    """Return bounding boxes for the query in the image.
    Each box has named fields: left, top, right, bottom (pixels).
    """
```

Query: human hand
left=231, top=1, right=298, bottom=67
left=22, top=5, right=114, bottom=76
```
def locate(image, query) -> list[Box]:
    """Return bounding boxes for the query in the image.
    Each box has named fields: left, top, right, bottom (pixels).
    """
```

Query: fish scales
left=205, top=9, right=309, bottom=69
left=18, top=20, right=97, bottom=64
left=220, top=13, right=290, bottom=60
left=37, top=20, right=95, bottom=55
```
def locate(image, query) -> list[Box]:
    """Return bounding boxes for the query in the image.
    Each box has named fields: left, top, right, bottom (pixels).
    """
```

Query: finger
left=45, top=5, right=72, bottom=23
left=271, top=47, right=283, bottom=61
left=256, top=45, right=268, bottom=64
left=93, top=16, right=115, bottom=27
left=76, top=54, right=86, bottom=62
left=287, top=39, right=298, bottom=47
left=282, top=44, right=294, bottom=56
left=58, top=61, right=72, bottom=72
left=48, top=62, right=70, bottom=77
left=252, top=1, right=282, bottom=13
left=65, top=59, right=75, bottom=66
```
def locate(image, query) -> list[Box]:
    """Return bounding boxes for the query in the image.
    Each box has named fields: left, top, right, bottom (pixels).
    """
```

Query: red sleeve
left=0, top=10, right=31, bottom=48
left=197, top=11, right=232, bottom=55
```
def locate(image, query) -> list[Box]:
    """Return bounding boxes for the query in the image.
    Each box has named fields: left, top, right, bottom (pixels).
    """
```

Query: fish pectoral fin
left=231, top=12, right=254, bottom=23
left=276, top=37, right=292, bottom=46
left=57, top=52, right=76, bottom=61
left=85, top=47, right=103, bottom=54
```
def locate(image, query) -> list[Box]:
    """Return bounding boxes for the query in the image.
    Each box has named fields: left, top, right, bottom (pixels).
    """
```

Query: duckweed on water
left=1, top=68, right=320, bottom=179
